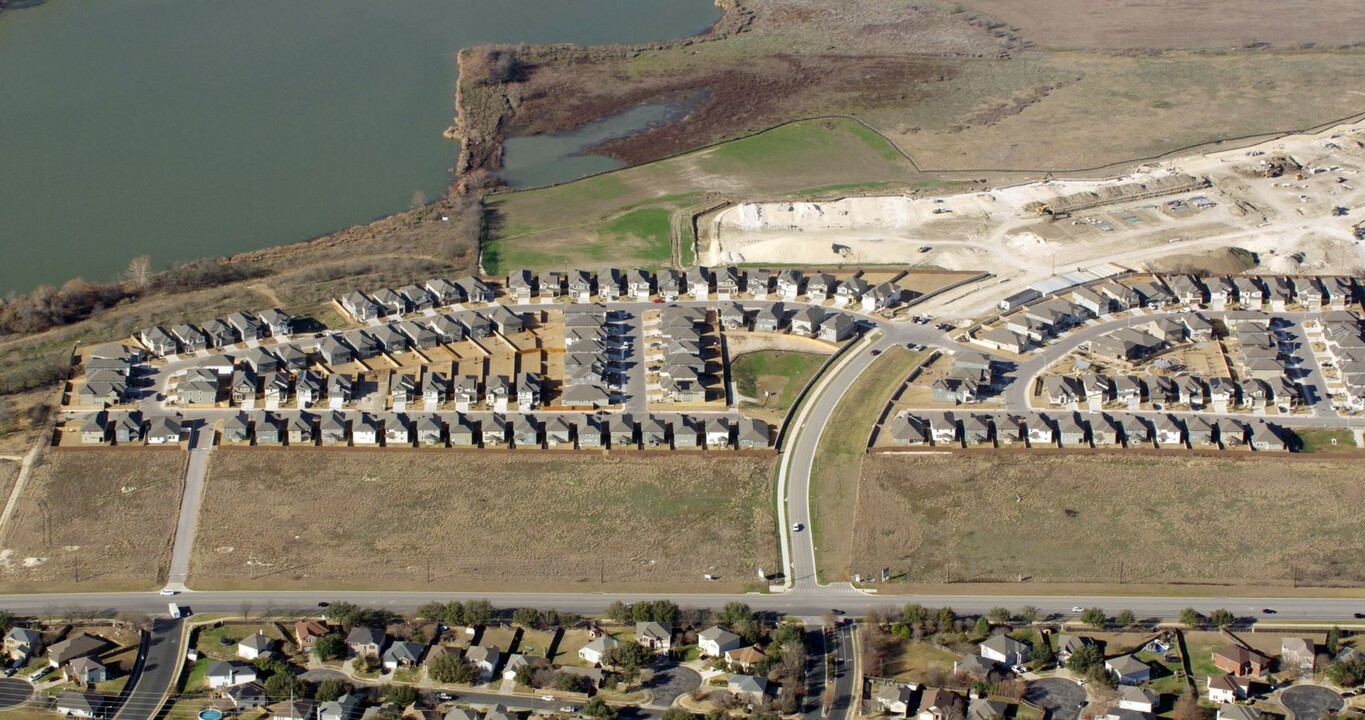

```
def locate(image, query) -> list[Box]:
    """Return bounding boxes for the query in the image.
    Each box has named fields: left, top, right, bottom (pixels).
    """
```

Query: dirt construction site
left=702, top=118, right=1365, bottom=320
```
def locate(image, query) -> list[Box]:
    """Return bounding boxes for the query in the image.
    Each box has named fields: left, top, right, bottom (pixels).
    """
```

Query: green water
left=0, top=0, right=720, bottom=293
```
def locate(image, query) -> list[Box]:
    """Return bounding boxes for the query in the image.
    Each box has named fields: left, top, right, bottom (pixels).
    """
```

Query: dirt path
left=0, top=439, right=44, bottom=537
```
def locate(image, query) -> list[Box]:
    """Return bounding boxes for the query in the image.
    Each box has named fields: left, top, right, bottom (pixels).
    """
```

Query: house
left=171, top=324, right=209, bottom=353
left=1104, top=709, right=1153, bottom=720
left=979, top=635, right=1029, bottom=666
left=1071, top=286, right=1111, bottom=317
left=319, top=412, right=348, bottom=445
left=429, top=315, right=466, bottom=344
left=511, top=414, right=540, bottom=448
left=318, top=336, right=354, bottom=367
left=929, top=413, right=960, bottom=446
left=835, top=276, right=869, bottom=306
left=1055, top=635, right=1094, bottom=663
left=1106, top=655, right=1151, bottom=685
left=1186, top=416, right=1217, bottom=446
left=1153, top=415, right=1184, bottom=447
left=1212, top=646, right=1270, bottom=677
left=1249, top=421, right=1286, bottom=452
left=206, top=660, right=258, bottom=689
left=55, top=691, right=107, bottom=719
left=775, top=269, right=804, bottom=300
left=318, top=694, right=367, bottom=720
left=725, top=646, right=766, bottom=672
left=704, top=417, right=732, bottom=448
left=536, top=271, right=563, bottom=300
left=507, top=269, right=535, bottom=302
left=1117, top=686, right=1158, bottom=713
left=719, top=302, right=750, bottom=329
left=259, top=308, right=294, bottom=337
left=356, top=416, right=382, bottom=446
left=978, top=326, right=1025, bottom=354
left=254, top=413, right=285, bottom=444
left=716, top=267, right=743, bottom=299
left=370, top=325, right=409, bottom=355
left=381, top=414, right=409, bottom=446
left=425, top=278, right=462, bottom=306
left=1218, top=705, right=1262, bottom=720
left=819, top=313, right=856, bottom=342
left=454, top=276, right=493, bottom=304
left=447, top=416, right=477, bottom=447
left=889, top=413, right=929, bottom=446
left=382, top=641, right=425, bottom=670
left=5, top=627, right=43, bottom=662
left=791, top=306, right=824, bottom=335
left=268, top=699, right=317, bottom=720
left=917, top=688, right=967, bottom=720
left=406, top=413, right=440, bottom=446
left=485, top=375, right=511, bottom=410
left=698, top=627, right=742, bottom=657
left=227, top=310, right=267, bottom=341
left=753, top=303, right=784, bottom=332
left=293, top=620, right=330, bottom=654
left=238, top=633, right=274, bottom=660
left=636, top=621, right=672, bottom=653
left=139, top=326, right=179, bottom=356
left=686, top=266, right=712, bottom=300
left=482, top=415, right=509, bottom=446
left=738, top=418, right=771, bottom=449
left=79, top=414, right=108, bottom=444
left=225, top=682, right=269, bottom=710
left=64, top=657, right=107, bottom=686
left=1281, top=637, right=1315, bottom=672
left=423, top=372, right=448, bottom=408
left=516, top=372, right=540, bottom=410
left=1206, top=676, right=1248, bottom=704
left=876, top=685, right=915, bottom=717
left=114, top=413, right=144, bottom=444
left=451, top=375, right=480, bottom=410
left=727, top=674, right=768, bottom=704
left=487, top=306, right=525, bottom=335
left=343, top=330, right=382, bottom=360
left=600, top=268, right=625, bottom=302
left=77, top=379, right=126, bottom=407
left=579, top=634, right=621, bottom=665
left=748, top=270, right=772, bottom=299
left=327, top=374, right=353, bottom=409
left=641, top=417, right=669, bottom=448
left=627, top=269, right=654, bottom=301
left=397, top=321, right=441, bottom=350
left=48, top=634, right=106, bottom=667
left=342, top=291, right=383, bottom=322
left=962, top=414, right=993, bottom=445
left=577, top=417, right=606, bottom=449
left=1044, top=376, right=1079, bottom=405
left=346, top=627, right=386, bottom=658
left=568, top=270, right=595, bottom=302
left=288, top=414, right=314, bottom=445
left=863, top=282, right=900, bottom=312
left=608, top=415, right=636, bottom=449
left=466, top=645, right=499, bottom=679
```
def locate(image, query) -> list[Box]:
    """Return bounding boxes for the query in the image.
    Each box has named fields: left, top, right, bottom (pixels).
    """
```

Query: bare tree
left=124, top=255, right=153, bottom=290
left=240, top=602, right=253, bottom=621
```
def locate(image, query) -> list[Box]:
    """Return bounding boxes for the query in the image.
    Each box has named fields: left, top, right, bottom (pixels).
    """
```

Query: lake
left=0, top=0, right=720, bottom=294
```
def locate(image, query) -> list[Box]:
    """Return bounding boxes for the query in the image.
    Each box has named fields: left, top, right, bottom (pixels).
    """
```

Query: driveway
left=1025, top=678, right=1087, bottom=720
left=0, top=679, right=32, bottom=709
left=300, top=669, right=349, bottom=683
left=645, top=665, right=701, bottom=708
left=1280, top=685, right=1344, bottom=720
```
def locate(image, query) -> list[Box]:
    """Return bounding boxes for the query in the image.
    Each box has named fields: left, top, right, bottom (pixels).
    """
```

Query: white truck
left=168, top=602, right=182, bottom=619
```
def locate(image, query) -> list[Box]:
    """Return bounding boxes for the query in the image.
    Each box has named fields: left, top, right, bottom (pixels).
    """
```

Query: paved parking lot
left=1025, top=678, right=1087, bottom=720
left=1280, top=685, right=1343, bottom=720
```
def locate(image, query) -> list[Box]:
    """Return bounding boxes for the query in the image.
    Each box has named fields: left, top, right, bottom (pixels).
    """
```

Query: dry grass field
left=810, top=347, right=926, bottom=581
left=958, top=0, right=1365, bottom=50
left=190, top=449, right=777, bottom=591
left=852, top=454, right=1365, bottom=588
left=0, top=450, right=186, bottom=592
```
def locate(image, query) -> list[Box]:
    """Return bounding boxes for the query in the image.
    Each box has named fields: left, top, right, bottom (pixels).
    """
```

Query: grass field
left=809, top=347, right=925, bottom=582
left=1290, top=428, right=1363, bottom=453
left=732, top=350, right=826, bottom=416
left=190, top=449, right=777, bottom=591
left=0, top=450, right=186, bottom=592
left=483, top=118, right=920, bottom=273
left=852, top=454, right=1365, bottom=588
left=882, top=639, right=960, bottom=682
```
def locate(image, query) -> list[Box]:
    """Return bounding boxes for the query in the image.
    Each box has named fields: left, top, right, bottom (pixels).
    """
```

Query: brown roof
left=1214, top=645, right=1270, bottom=665
left=724, top=646, right=766, bottom=666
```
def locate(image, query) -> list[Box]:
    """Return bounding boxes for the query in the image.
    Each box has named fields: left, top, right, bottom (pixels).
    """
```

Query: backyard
left=732, top=350, right=827, bottom=421
left=190, top=450, right=777, bottom=591
left=853, top=454, right=1365, bottom=588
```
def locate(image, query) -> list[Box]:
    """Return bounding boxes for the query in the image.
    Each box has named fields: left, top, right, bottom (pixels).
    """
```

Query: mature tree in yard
left=1173, top=692, right=1211, bottom=720
left=384, top=685, right=417, bottom=707
left=415, top=602, right=446, bottom=622
left=988, top=608, right=1012, bottom=625
left=515, top=663, right=537, bottom=687
left=1067, top=644, right=1104, bottom=674
left=264, top=673, right=308, bottom=701
left=1018, top=606, right=1040, bottom=624
left=1116, top=610, right=1136, bottom=628
left=1031, top=637, right=1056, bottom=668
left=313, top=634, right=347, bottom=662
left=937, top=607, right=958, bottom=631
left=315, top=679, right=352, bottom=703
left=1326, top=654, right=1365, bottom=687
left=720, top=602, right=753, bottom=628
left=513, top=607, right=545, bottom=629
left=554, top=673, right=590, bottom=693
left=463, top=599, right=495, bottom=627
left=1081, top=608, right=1108, bottom=628
left=1179, top=608, right=1202, bottom=628
left=604, top=643, right=654, bottom=685
left=1327, top=626, right=1343, bottom=655
left=1208, top=609, right=1236, bottom=628
left=428, top=653, right=478, bottom=684
left=442, top=601, right=466, bottom=627
left=605, top=601, right=631, bottom=623
left=124, top=255, right=154, bottom=289
left=974, top=617, right=992, bottom=637
left=902, top=604, right=928, bottom=626
left=582, top=697, right=618, bottom=720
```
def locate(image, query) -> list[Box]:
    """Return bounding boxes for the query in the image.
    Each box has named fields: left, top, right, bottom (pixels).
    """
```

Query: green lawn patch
left=732, top=351, right=827, bottom=413
left=1290, top=428, right=1361, bottom=453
